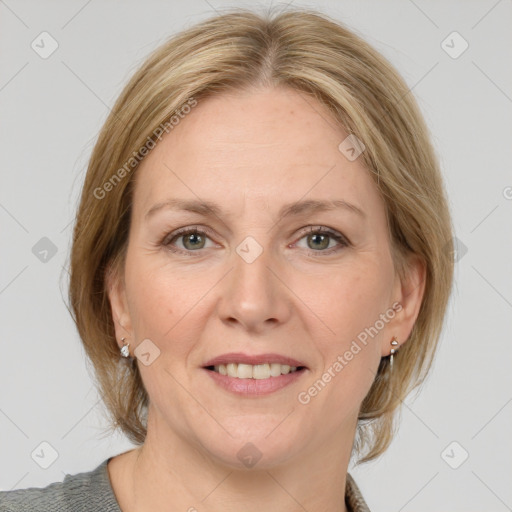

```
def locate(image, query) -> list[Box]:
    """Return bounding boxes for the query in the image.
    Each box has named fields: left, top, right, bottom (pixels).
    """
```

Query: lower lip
left=203, top=368, right=306, bottom=396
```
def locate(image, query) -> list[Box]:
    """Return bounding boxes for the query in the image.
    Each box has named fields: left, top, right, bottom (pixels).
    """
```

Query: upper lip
left=203, top=352, right=307, bottom=368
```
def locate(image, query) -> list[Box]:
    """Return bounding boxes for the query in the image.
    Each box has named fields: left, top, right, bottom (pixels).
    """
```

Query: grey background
left=1, top=0, right=511, bottom=510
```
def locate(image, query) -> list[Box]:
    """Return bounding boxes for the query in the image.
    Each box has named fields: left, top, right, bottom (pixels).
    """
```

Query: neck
left=114, top=409, right=355, bottom=512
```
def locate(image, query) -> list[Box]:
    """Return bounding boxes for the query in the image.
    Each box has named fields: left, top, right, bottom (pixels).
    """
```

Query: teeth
left=269, top=363, right=282, bottom=377
left=212, top=363, right=300, bottom=379
left=237, top=363, right=253, bottom=379
left=252, top=364, right=270, bottom=380
left=226, top=363, right=237, bottom=378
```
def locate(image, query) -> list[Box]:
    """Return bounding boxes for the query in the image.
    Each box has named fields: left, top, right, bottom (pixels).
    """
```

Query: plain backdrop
left=1, top=1, right=511, bottom=511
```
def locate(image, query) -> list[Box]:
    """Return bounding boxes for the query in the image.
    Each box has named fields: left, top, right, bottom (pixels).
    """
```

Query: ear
left=382, top=253, right=426, bottom=357
left=105, top=262, right=133, bottom=350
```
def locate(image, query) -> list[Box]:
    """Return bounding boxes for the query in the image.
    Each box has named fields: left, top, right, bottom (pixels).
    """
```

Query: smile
left=202, top=352, right=308, bottom=395
left=207, top=362, right=302, bottom=379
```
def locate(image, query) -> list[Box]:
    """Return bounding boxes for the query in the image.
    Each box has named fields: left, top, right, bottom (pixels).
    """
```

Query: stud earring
left=120, top=337, right=131, bottom=358
left=390, top=337, right=399, bottom=370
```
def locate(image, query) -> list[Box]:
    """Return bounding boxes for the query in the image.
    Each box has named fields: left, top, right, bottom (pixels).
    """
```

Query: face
left=108, top=86, right=423, bottom=469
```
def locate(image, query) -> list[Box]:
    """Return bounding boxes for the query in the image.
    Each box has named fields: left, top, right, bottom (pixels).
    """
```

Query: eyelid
left=294, top=225, right=350, bottom=246
left=161, top=225, right=218, bottom=252
left=162, top=225, right=216, bottom=243
left=291, top=225, right=350, bottom=255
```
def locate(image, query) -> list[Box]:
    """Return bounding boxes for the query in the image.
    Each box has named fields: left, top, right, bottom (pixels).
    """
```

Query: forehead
left=132, top=87, right=382, bottom=219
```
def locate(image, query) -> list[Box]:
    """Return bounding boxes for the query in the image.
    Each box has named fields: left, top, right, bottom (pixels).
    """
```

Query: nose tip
left=216, top=239, right=291, bottom=331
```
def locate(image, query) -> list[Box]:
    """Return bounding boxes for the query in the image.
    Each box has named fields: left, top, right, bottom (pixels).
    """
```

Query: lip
left=203, top=366, right=307, bottom=396
left=203, top=352, right=307, bottom=368
left=202, top=352, right=308, bottom=397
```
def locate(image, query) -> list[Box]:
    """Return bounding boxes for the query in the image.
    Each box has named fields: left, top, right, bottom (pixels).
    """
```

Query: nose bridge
left=232, top=234, right=275, bottom=303
left=217, top=231, right=289, bottom=329
left=229, top=194, right=275, bottom=283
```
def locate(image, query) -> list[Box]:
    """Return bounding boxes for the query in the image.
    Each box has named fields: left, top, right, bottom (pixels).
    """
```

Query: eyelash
left=160, top=225, right=350, bottom=257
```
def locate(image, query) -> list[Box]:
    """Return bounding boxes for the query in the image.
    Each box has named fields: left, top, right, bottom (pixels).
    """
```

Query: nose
left=216, top=239, right=292, bottom=334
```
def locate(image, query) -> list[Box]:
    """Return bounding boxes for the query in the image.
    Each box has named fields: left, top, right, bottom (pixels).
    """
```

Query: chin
left=209, top=442, right=298, bottom=472
left=195, top=419, right=305, bottom=471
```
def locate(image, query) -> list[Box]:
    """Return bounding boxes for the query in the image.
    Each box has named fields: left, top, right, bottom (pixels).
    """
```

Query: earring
left=120, top=337, right=131, bottom=358
left=390, top=337, right=399, bottom=370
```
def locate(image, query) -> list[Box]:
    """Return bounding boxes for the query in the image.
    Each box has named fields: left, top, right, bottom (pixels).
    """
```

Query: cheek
left=124, top=255, right=213, bottom=360
left=307, top=256, right=394, bottom=375
left=124, top=255, right=180, bottom=338
left=297, top=264, right=392, bottom=419
left=319, top=259, right=392, bottom=329
left=128, top=276, right=174, bottom=332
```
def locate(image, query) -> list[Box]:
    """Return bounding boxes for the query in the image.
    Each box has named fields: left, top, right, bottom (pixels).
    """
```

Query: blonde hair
left=68, top=6, right=454, bottom=465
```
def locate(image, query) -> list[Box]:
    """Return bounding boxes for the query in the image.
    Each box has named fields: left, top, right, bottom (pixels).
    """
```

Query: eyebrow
left=144, top=198, right=365, bottom=221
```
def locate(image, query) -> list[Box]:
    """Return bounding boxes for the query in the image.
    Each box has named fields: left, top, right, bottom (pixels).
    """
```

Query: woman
left=0, top=6, right=453, bottom=512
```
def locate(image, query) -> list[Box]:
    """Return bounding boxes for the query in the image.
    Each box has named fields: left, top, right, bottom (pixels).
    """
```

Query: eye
left=160, top=225, right=350, bottom=256
left=162, top=226, right=216, bottom=255
left=293, top=226, right=350, bottom=255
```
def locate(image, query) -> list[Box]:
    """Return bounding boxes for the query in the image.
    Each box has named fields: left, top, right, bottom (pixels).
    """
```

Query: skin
left=106, top=86, right=425, bottom=512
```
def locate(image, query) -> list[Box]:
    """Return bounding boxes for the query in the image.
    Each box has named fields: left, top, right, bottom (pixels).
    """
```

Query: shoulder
left=0, top=458, right=121, bottom=512
left=0, top=477, right=67, bottom=512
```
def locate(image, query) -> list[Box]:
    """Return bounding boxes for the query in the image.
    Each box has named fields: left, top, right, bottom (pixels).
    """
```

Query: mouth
left=202, top=353, right=308, bottom=396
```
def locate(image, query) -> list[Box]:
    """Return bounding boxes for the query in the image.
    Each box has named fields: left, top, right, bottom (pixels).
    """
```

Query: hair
left=67, top=6, right=454, bottom=465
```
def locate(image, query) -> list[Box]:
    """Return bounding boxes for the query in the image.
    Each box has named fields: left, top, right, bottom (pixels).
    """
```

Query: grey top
left=0, top=457, right=371, bottom=511
left=0, top=458, right=120, bottom=512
